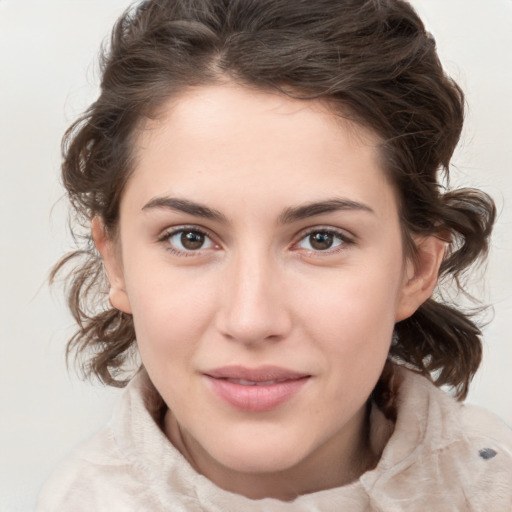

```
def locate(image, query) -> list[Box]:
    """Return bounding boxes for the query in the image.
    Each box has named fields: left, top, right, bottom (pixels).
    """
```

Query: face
left=96, top=84, right=442, bottom=498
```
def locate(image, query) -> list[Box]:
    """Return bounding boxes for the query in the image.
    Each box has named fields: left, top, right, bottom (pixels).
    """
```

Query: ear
left=91, top=217, right=132, bottom=315
left=395, top=235, right=446, bottom=322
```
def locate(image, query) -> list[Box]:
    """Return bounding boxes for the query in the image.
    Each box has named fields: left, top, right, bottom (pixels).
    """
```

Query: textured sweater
left=36, top=367, right=512, bottom=511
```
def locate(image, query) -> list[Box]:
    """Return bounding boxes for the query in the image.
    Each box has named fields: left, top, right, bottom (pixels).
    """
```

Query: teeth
left=227, top=378, right=285, bottom=386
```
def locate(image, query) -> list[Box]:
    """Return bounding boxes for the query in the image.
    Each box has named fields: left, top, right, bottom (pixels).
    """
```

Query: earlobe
left=91, top=217, right=132, bottom=315
left=395, top=235, right=446, bottom=322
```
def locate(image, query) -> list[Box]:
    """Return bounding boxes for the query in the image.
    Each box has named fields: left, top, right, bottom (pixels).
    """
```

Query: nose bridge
left=217, top=245, right=290, bottom=344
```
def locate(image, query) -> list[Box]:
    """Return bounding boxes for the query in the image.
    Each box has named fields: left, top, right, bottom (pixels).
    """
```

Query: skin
left=94, top=83, right=445, bottom=500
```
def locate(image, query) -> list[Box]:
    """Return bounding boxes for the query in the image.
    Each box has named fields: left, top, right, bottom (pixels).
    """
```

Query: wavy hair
left=52, top=0, right=495, bottom=399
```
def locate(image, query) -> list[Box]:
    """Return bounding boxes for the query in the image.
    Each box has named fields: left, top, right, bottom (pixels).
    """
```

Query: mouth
left=204, top=365, right=311, bottom=412
left=221, top=378, right=293, bottom=386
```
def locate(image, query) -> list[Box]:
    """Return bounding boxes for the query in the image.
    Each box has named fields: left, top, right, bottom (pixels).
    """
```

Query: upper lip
left=204, top=365, right=310, bottom=382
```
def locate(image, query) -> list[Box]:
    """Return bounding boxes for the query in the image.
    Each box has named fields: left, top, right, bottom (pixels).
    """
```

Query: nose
left=215, top=251, right=293, bottom=345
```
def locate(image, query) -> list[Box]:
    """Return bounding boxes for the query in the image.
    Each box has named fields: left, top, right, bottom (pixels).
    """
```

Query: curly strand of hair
left=50, top=249, right=136, bottom=387
left=392, top=184, right=495, bottom=400
left=393, top=299, right=482, bottom=400
left=439, top=188, right=496, bottom=278
left=66, top=309, right=137, bottom=388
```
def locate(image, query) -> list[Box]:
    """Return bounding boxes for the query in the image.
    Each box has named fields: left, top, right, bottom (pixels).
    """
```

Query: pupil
left=310, top=232, right=333, bottom=250
left=181, top=231, right=204, bottom=250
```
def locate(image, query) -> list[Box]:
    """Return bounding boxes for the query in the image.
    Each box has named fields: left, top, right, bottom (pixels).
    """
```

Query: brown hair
left=52, top=0, right=495, bottom=399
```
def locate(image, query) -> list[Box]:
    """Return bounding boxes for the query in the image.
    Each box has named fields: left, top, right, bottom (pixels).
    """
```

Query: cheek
left=296, top=260, right=403, bottom=372
left=126, top=270, right=219, bottom=366
left=300, top=293, right=394, bottom=418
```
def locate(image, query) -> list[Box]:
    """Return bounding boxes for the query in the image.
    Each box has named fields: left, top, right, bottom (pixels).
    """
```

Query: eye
left=162, top=228, right=216, bottom=253
left=296, top=229, right=349, bottom=252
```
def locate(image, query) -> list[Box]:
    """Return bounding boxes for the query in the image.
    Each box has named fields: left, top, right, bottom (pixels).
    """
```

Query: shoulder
left=408, top=369, right=512, bottom=497
left=396, top=366, right=511, bottom=450
left=35, top=373, right=172, bottom=512
left=459, top=400, right=512, bottom=449
left=35, top=425, right=161, bottom=512
left=365, top=367, right=512, bottom=511
left=35, top=371, right=203, bottom=512
left=456, top=401, right=512, bottom=510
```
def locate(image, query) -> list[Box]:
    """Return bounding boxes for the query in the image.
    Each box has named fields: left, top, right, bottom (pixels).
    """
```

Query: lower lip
left=205, top=376, right=309, bottom=412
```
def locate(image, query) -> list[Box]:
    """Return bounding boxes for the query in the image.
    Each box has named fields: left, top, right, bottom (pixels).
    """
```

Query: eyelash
left=157, top=226, right=354, bottom=257
left=292, top=227, right=354, bottom=255
left=157, top=226, right=218, bottom=257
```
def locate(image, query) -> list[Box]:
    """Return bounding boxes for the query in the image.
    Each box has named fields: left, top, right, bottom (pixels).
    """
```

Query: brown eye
left=181, top=231, right=205, bottom=250
left=296, top=230, right=346, bottom=252
left=309, top=232, right=334, bottom=250
left=165, top=228, right=215, bottom=253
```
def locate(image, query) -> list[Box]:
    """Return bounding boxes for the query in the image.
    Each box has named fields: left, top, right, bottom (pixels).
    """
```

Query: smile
left=225, top=378, right=290, bottom=386
left=204, top=366, right=311, bottom=412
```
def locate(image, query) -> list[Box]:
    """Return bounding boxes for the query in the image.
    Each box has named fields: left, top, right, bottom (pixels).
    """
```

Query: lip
left=204, top=365, right=311, bottom=412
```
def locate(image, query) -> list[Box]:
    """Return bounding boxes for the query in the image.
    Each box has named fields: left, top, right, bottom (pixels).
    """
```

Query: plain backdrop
left=1, top=1, right=511, bottom=510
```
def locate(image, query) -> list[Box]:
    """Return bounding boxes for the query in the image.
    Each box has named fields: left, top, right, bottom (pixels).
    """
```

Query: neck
left=164, top=403, right=378, bottom=501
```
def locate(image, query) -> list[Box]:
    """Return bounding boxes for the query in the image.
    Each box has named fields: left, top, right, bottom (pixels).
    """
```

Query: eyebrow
left=142, top=196, right=374, bottom=224
left=142, top=197, right=228, bottom=223
left=278, top=198, right=375, bottom=224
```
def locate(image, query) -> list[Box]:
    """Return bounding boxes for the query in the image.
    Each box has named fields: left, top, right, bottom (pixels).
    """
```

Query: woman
left=37, top=0, right=512, bottom=510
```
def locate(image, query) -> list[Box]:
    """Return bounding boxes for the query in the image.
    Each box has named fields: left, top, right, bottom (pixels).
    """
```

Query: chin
left=205, top=432, right=308, bottom=474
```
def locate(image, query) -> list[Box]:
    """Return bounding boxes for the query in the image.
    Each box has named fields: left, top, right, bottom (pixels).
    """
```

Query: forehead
left=137, top=83, right=381, bottom=160
left=125, top=84, right=397, bottom=221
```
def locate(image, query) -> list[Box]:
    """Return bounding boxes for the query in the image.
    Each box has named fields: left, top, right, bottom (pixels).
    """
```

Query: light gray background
left=1, top=1, right=511, bottom=510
